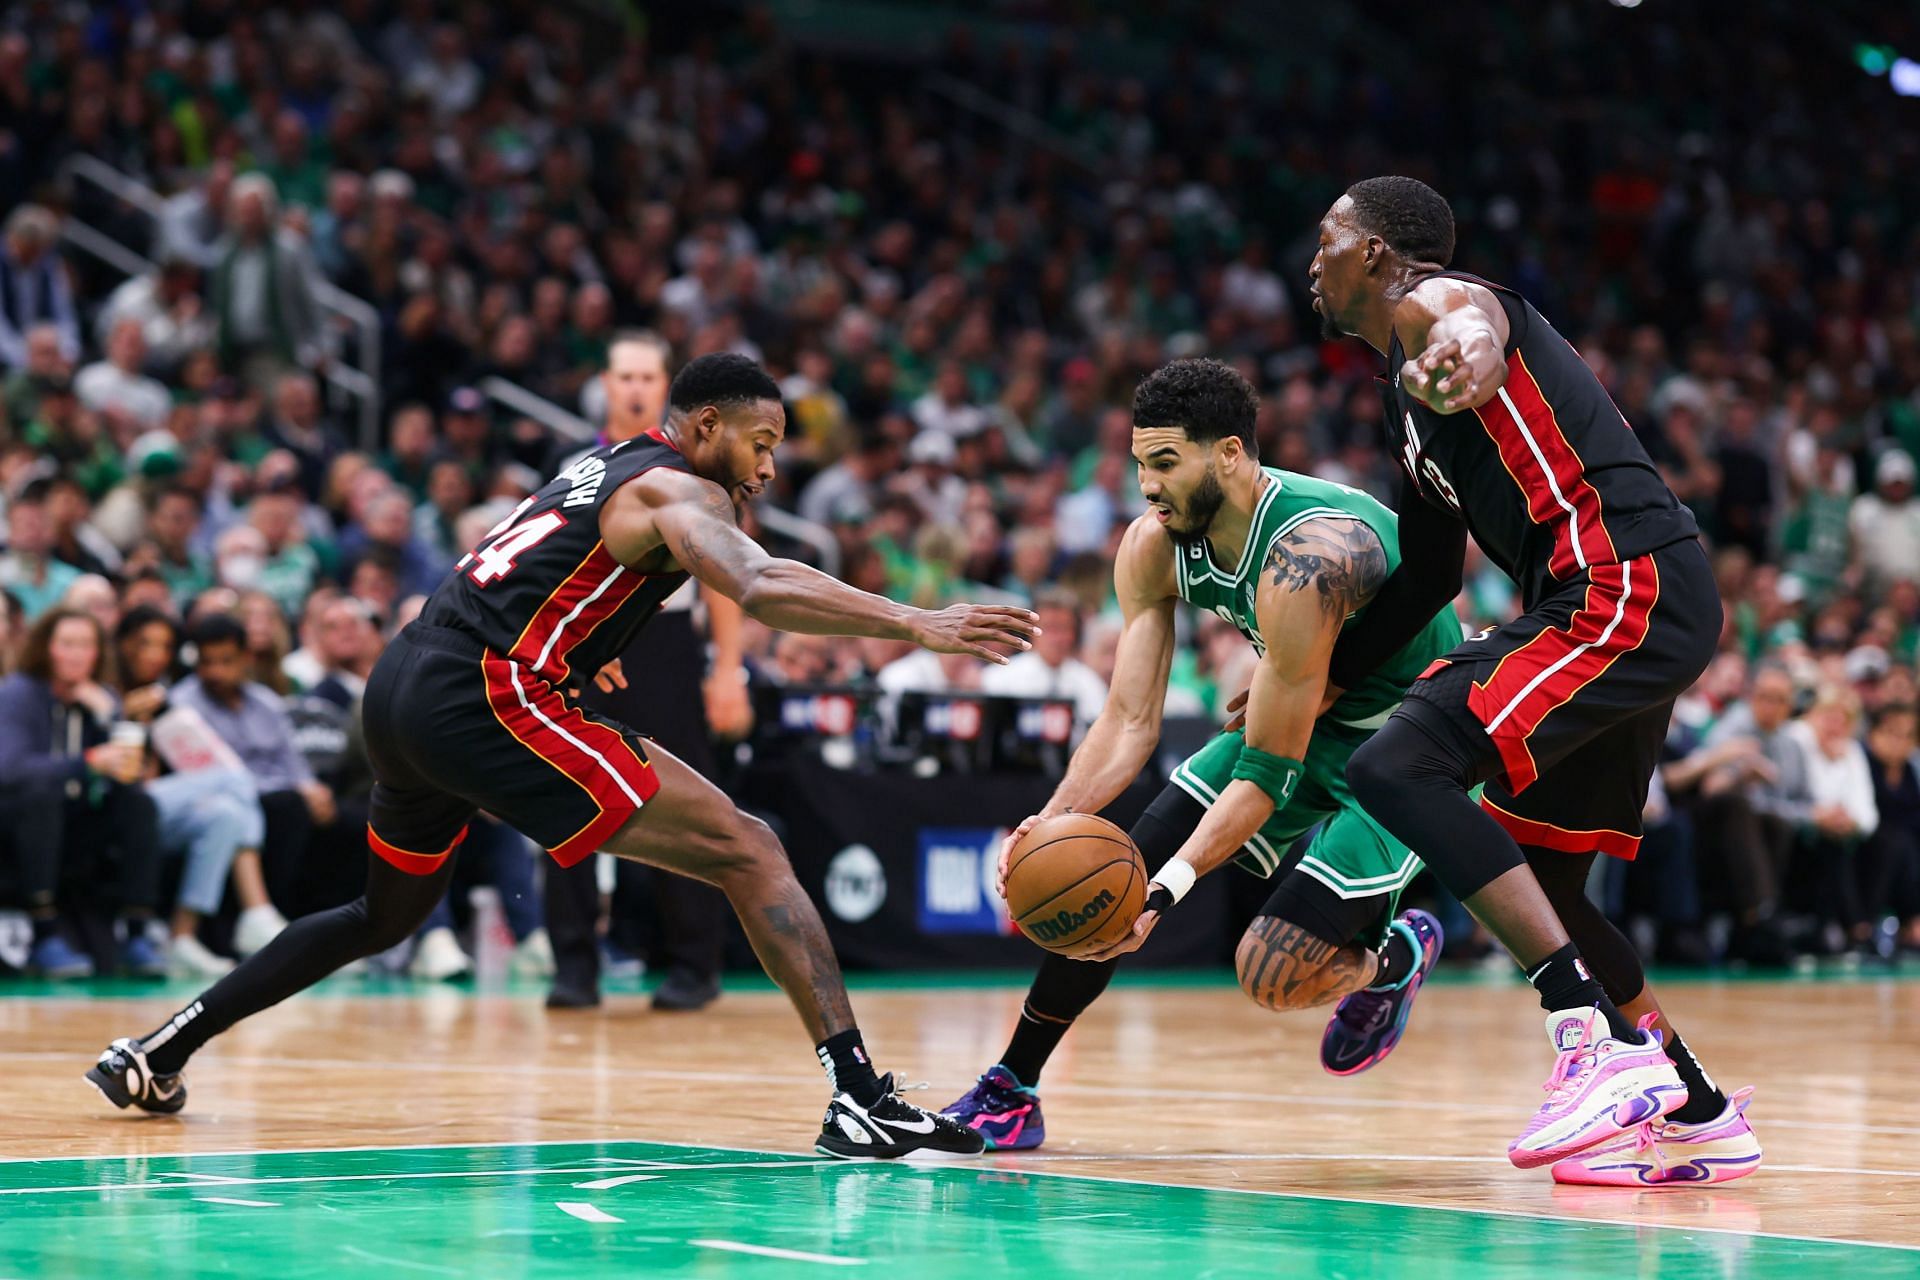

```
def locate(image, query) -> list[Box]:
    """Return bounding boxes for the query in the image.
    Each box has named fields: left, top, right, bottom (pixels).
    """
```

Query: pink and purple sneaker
left=1550, top=1087, right=1761, bottom=1186
left=1321, top=909, right=1444, bottom=1076
left=941, top=1065, right=1045, bottom=1150
left=1509, top=1010, right=1688, bottom=1170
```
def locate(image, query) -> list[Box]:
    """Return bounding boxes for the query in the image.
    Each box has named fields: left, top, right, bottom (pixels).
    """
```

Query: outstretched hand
left=912, top=604, right=1040, bottom=665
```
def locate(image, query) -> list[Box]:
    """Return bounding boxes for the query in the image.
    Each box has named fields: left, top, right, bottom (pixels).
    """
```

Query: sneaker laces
left=1334, top=989, right=1395, bottom=1034
left=1541, top=1013, right=1598, bottom=1101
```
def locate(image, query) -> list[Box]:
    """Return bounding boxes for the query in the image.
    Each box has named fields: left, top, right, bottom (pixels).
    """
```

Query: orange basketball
left=1003, top=812, right=1146, bottom=957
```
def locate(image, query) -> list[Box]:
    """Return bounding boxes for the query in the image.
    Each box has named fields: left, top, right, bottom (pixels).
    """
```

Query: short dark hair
left=117, top=604, right=181, bottom=646
left=189, top=612, right=248, bottom=654
left=668, top=353, right=782, bottom=415
left=1132, top=358, right=1259, bottom=451
left=1870, top=702, right=1917, bottom=733
left=1345, top=176, right=1455, bottom=267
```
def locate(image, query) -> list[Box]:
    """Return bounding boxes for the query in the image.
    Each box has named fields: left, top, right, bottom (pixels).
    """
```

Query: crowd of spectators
left=2, top=1, right=1919, bottom=976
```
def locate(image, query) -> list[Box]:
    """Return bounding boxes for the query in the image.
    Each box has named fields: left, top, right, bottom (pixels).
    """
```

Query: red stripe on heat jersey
left=481, top=655, right=658, bottom=866
left=505, top=540, right=645, bottom=684
left=1472, top=352, right=1618, bottom=580
left=1466, top=557, right=1659, bottom=791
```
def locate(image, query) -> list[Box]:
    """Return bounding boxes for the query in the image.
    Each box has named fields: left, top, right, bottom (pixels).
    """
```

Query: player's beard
left=1165, top=465, right=1226, bottom=549
left=1318, top=298, right=1343, bottom=341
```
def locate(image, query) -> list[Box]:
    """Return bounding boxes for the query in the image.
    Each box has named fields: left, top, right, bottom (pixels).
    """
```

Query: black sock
left=1368, top=926, right=1418, bottom=991
left=816, top=1029, right=884, bottom=1106
left=998, top=953, right=1120, bottom=1086
left=1661, top=1029, right=1727, bottom=1124
left=1525, top=944, right=1636, bottom=1042
left=999, top=1004, right=1076, bottom=1087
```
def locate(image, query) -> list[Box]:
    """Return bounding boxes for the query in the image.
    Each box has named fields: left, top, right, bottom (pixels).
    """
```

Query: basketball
left=1003, top=813, right=1147, bottom=957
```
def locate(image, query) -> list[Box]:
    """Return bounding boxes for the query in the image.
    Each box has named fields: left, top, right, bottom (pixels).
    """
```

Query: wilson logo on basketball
left=1028, top=889, right=1117, bottom=942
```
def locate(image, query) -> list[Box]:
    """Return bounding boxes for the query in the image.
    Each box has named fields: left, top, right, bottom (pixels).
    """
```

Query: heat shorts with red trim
left=361, top=623, right=660, bottom=875
left=1403, top=538, right=1719, bottom=861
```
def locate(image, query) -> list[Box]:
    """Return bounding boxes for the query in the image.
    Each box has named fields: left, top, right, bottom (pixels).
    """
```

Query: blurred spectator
left=0, top=609, right=162, bottom=977
left=262, top=372, right=346, bottom=501
left=980, top=590, right=1108, bottom=727
left=2, top=322, right=73, bottom=425
left=798, top=429, right=896, bottom=528
left=1849, top=451, right=1920, bottom=598
left=75, top=318, right=171, bottom=432
left=1860, top=703, right=1920, bottom=957
left=110, top=606, right=281, bottom=976
left=1681, top=663, right=1805, bottom=962
left=169, top=612, right=330, bottom=932
left=143, top=486, right=214, bottom=607
left=1787, top=683, right=1879, bottom=952
left=159, top=160, right=236, bottom=270
left=0, top=205, right=78, bottom=371
left=210, top=175, right=324, bottom=386
left=95, top=255, right=213, bottom=374
left=0, top=479, right=82, bottom=620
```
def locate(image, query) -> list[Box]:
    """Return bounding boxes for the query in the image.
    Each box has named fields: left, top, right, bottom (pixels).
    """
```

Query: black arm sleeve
left=1327, top=471, right=1468, bottom=691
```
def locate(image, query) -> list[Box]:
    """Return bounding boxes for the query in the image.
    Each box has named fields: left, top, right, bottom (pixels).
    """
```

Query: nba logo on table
left=917, top=828, right=1015, bottom=935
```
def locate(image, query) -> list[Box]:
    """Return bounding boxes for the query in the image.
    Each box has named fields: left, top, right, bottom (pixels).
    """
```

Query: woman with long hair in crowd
left=0, top=608, right=163, bottom=977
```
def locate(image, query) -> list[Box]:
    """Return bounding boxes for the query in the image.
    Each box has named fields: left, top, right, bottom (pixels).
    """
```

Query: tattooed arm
left=604, top=469, right=1037, bottom=662
left=1326, top=468, right=1466, bottom=693
left=1078, top=517, right=1387, bottom=962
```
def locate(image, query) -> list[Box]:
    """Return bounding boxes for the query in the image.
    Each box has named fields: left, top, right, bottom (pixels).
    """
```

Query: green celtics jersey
left=1171, top=468, right=1460, bottom=732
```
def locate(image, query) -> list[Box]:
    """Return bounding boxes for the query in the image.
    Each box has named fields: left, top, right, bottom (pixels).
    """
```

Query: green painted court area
left=0, top=1140, right=1911, bottom=1279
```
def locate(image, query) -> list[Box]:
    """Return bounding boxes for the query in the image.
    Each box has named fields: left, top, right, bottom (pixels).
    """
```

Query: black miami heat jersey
left=1384, top=272, right=1698, bottom=607
left=417, top=429, right=694, bottom=687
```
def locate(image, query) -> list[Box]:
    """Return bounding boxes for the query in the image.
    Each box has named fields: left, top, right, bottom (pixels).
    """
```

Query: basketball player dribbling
left=945, top=357, right=1461, bottom=1145
left=87, top=354, right=1037, bottom=1159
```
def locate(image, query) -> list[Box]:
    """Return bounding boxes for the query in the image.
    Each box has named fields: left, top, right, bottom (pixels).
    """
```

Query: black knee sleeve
left=1347, top=708, right=1524, bottom=901
left=361, top=855, right=455, bottom=953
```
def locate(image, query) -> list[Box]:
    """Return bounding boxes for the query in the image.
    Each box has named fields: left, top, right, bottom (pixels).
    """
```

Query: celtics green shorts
left=1168, top=722, right=1424, bottom=911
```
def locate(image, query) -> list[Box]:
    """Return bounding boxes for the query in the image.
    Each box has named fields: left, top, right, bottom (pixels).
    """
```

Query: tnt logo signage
left=917, top=828, right=1014, bottom=935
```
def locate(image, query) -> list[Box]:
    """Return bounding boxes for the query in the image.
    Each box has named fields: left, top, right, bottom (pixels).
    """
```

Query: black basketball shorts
left=1401, top=538, right=1720, bottom=861
left=360, top=624, right=661, bottom=874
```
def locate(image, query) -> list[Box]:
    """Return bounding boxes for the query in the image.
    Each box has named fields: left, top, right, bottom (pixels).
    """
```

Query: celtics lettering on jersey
left=1173, top=468, right=1460, bottom=731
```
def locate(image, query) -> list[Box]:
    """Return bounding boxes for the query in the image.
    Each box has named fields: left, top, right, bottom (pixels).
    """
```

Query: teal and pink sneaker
left=1509, top=1010, right=1688, bottom=1170
left=1321, top=909, right=1444, bottom=1076
left=1550, top=1087, right=1761, bottom=1186
left=941, top=1065, right=1045, bottom=1150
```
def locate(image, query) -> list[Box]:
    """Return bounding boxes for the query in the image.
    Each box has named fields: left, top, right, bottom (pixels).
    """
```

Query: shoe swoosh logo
left=883, top=1114, right=937, bottom=1135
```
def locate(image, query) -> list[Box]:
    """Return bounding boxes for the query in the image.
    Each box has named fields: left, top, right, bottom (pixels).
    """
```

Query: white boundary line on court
left=10, top=1049, right=1920, bottom=1141
left=4, top=1133, right=1914, bottom=1257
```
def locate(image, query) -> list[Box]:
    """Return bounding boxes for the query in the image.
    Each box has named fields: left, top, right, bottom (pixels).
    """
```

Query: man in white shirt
left=76, top=318, right=173, bottom=431
left=980, top=591, right=1108, bottom=728
left=1849, top=449, right=1920, bottom=594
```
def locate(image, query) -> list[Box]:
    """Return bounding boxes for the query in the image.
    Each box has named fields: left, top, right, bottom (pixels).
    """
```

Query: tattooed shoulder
left=1262, top=516, right=1388, bottom=620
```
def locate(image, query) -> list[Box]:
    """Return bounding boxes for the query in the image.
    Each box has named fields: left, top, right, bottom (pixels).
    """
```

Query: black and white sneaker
left=85, top=1038, right=187, bottom=1115
left=816, top=1073, right=986, bottom=1159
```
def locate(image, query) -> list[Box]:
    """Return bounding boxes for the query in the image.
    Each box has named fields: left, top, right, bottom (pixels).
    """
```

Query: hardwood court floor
left=5, top=971, right=1918, bottom=1277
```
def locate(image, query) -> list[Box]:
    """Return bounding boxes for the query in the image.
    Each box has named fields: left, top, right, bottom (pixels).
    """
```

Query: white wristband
left=1150, top=858, right=1198, bottom=905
